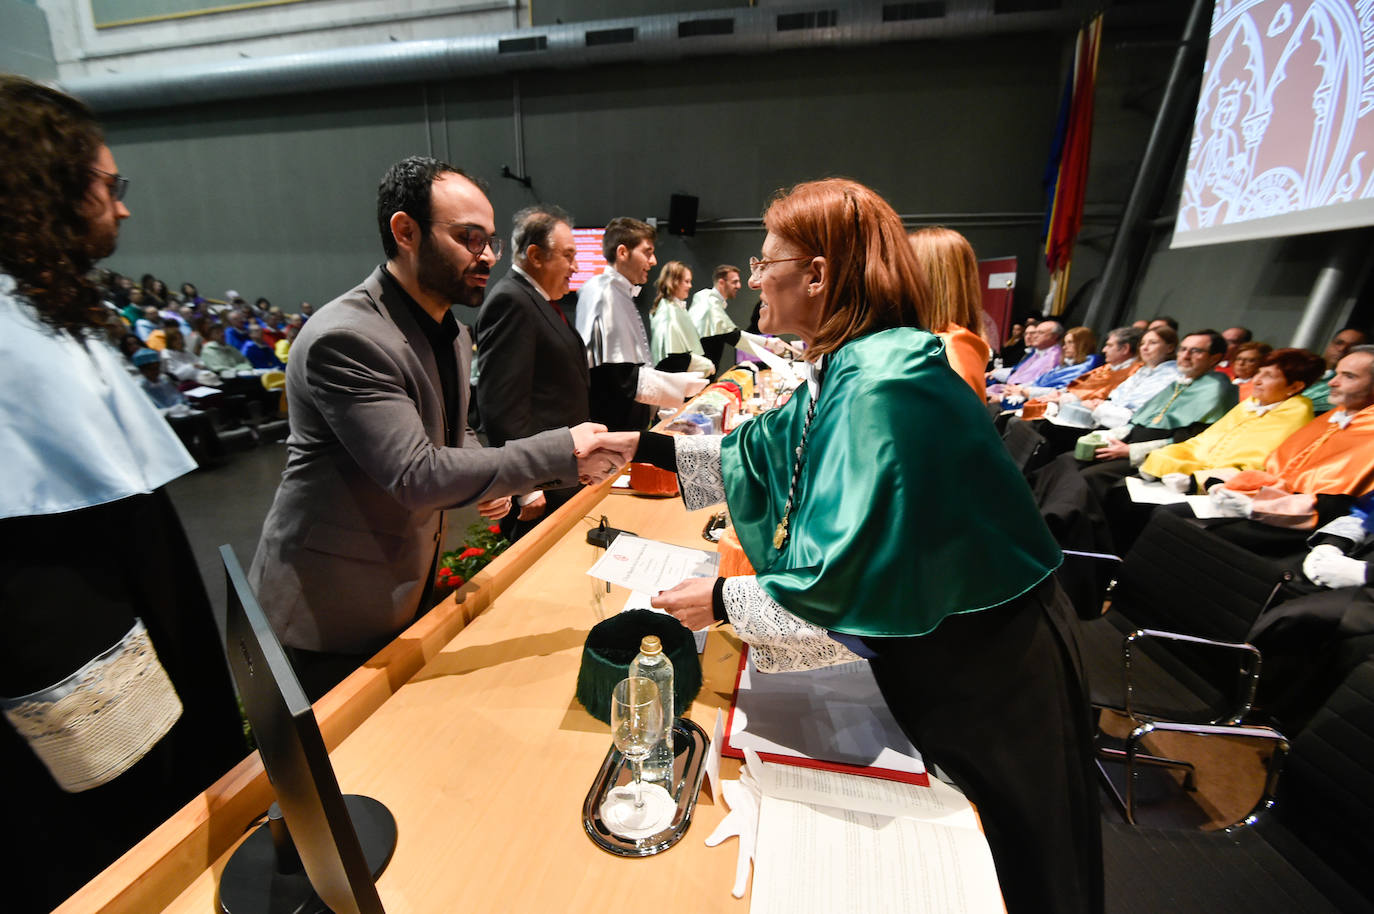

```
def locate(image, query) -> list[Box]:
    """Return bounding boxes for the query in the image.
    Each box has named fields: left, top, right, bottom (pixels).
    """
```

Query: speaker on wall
left=668, top=194, right=698, bottom=236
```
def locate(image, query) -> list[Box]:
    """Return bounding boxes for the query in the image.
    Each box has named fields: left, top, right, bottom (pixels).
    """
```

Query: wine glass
left=611, top=677, right=662, bottom=813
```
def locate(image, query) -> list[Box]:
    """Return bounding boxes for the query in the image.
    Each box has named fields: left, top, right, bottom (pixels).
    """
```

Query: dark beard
left=85, top=227, right=118, bottom=261
left=417, top=233, right=486, bottom=307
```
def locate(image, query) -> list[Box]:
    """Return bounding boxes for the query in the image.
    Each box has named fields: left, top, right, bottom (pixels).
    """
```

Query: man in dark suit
left=476, top=204, right=589, bottom=541
left=250, top=158, right=620, bottom=698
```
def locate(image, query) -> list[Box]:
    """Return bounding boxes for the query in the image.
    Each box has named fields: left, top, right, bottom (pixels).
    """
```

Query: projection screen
left=1172, top=0, right=1374, bottom=248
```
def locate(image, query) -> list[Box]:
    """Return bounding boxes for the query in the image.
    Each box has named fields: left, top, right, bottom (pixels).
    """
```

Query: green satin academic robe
left=721, top=327, right=1061, bottom=638
left=1127, top=371, right=1237, bottom=431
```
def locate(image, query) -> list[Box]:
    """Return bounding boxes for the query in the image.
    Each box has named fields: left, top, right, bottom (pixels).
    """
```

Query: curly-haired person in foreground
left=0, top=75, right=246, bottom=913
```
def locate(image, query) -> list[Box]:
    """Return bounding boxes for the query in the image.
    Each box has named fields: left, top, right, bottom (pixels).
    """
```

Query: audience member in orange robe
left=907, top=226, right=990, bottom=400
left=1199, top=345, right=1374, bottom=555
left=1030, top=326, right=1142, bottom=405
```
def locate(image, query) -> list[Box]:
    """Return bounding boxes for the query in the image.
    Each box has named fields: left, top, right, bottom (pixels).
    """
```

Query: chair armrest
left=1123, top=628, right=1262, bottom=724
left=1061, top=550, right=1125, bottom=604
left=1061, top=549, right=1124, bottom=564
left=1124, top=719, right=1290, bottom=829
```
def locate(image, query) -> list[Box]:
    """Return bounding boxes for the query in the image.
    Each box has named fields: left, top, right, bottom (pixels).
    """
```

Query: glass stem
left=633, top=758, right=644, bottom=809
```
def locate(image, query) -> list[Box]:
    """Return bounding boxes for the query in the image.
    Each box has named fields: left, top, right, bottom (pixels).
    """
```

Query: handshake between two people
left=475, top=425, right=642, bottom=521
left=571, top=423, right=642, bottom=486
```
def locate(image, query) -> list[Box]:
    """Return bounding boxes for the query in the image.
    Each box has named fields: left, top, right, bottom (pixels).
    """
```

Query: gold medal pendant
left=773, top=517, right=788, bottom=550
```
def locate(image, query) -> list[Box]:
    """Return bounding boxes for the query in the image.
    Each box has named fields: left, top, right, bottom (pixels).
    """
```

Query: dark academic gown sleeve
left=589, top=363, right=652, bottom=431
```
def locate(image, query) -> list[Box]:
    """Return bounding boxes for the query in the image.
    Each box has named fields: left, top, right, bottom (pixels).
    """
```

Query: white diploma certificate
left=586, top=534, right=719, bottom=593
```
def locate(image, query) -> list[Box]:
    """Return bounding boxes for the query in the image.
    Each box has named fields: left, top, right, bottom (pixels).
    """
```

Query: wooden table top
left=66, top=482, right=749, bottom=913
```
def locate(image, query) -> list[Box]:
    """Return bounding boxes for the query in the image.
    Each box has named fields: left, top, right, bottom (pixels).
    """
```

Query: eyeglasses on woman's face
left=748, top=254, right=813, bottom=280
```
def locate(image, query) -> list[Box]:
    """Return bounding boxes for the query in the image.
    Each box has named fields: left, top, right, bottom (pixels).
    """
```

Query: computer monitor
left=218, top=544, right=396, bottom=914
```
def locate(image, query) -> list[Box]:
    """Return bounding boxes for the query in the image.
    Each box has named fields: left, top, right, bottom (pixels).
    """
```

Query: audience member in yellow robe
left=1141, top=348, right=1323, bottom=490
left=908, top=226, right=990, bottom=400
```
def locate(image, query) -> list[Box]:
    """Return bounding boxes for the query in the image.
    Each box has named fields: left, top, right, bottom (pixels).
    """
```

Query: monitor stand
left=218, top=795, right=396, bottom=914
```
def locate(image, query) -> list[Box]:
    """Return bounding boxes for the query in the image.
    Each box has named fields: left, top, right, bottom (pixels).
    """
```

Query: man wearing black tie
left=476, top=204, right=590, bottom=539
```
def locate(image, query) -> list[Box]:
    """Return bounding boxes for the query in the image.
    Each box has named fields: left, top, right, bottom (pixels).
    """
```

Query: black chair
left=1077, top=509, right=1293, bottom=818
left=1103, top=657, right=1374, bottom=913
left=1000, top=416, right=1047, bottom=475
left=1032, top=451, right=1116, bottom=619
left=1083, top=509, right=1293, bottom=725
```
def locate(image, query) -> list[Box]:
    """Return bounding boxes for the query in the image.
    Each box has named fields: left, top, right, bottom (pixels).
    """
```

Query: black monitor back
left=220, top=544, right=387, bottom=914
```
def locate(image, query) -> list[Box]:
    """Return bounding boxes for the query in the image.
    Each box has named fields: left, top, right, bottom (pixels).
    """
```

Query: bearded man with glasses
left=251, top=156, right=622, bottom=699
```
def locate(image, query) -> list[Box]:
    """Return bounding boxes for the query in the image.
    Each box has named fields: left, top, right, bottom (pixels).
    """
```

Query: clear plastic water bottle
left=628, top=636, right=675, bottom=788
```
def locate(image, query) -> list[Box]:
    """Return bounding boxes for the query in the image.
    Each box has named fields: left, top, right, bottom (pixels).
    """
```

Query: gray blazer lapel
left=366, top=266, right=447, bottom=443
left=369, top=268, right=441, bottom=387
left=455, top=322, right=474, bottom=445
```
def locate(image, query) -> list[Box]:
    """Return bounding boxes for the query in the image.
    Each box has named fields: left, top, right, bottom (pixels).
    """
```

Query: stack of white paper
left=749, top=764, right=1003, bottom=914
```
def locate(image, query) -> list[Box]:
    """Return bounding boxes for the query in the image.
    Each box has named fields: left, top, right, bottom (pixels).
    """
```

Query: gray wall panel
left=99, top=30, right=1293, bottom=344
left=0, top=0, right=58, bottom=80
left=104, top=86, right=429, bottom=305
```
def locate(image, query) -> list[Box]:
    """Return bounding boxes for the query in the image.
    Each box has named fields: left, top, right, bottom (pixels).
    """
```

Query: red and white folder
left=722, top=646, right=928, bottom=786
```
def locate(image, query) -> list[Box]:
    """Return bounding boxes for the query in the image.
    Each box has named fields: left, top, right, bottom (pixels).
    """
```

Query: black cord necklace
left=774, top=364, right=823, bottom=550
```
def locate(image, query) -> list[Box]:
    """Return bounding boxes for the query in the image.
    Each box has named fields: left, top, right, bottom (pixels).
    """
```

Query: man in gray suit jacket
left=476, top=204, right=589, bottom=541
left=250, top=157, right=614, bottom=697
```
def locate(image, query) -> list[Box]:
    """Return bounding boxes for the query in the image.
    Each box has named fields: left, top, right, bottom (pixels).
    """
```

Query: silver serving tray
left=582, top=717, right=710, bottom=856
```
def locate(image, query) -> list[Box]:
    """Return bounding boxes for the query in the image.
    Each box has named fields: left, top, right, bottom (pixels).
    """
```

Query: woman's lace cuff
left=722, top=576, right=862, bottom=673
left=674, top=434, right=725, bottom=511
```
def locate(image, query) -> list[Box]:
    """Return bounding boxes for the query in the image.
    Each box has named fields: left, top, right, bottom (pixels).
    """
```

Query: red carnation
left=437, top=567, right=452, bottom=578
left=458, top=546, right=485, bottom=560
left=488, top=525, right=500, bottom=534
left=451, top=576, right=465, bottom=587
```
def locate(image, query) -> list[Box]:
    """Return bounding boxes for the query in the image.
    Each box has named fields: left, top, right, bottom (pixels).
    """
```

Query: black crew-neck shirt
left=381, top=266, right=461, bottom=446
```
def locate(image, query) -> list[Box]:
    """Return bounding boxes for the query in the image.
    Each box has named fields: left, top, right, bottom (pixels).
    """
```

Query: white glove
left=739, top=330, right=800, bottom=359
left=1210, top=486, right=1254, bottom=518
left=737, top=331, right=772, bottom=356
left=704, top=766, right=762, bottom=898
left=635, top=367, right=709, bottom=407
left=1092, top=403, right=1132, bottom=429
left=1161, top=473, right=1192, bottom=494
left=766, top=338, right=797, bottom=357
left=1304, top=544, right=1369, bottom=588
left=688, top=353, right=715, bottom=375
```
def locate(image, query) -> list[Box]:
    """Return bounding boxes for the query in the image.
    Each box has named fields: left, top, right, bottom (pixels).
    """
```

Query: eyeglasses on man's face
left=90, top=166, right=129, bottom=202
left=748, top=254, right=813, bottom=279
left=429, top=220, right=504, bottom=260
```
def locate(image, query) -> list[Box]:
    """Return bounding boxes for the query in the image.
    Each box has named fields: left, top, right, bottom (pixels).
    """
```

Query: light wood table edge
left=56, top=476, right=622, bottom=914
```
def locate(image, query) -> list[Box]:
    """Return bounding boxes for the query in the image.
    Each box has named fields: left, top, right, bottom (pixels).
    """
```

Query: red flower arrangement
left=435, top=522, right=510, bottom=591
